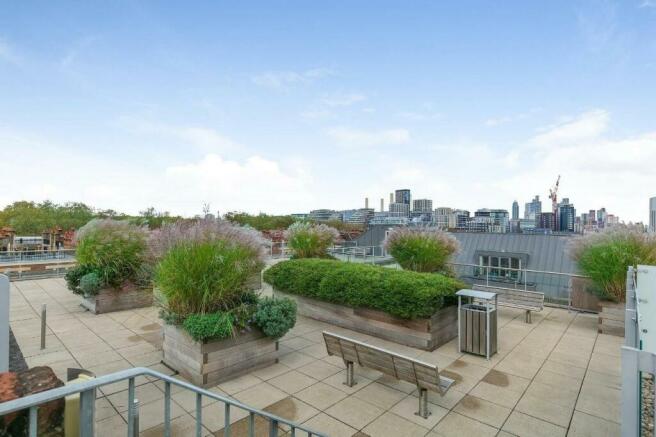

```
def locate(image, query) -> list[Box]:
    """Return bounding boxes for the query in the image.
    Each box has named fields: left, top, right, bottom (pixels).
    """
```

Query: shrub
left=264, top=259, right=463, bottom=319
left=284, top=222, right=340, bottom=258
left=75, top=219, right=149, bottom=288
left=182, top=312, right=235, bottom=342
left=253, top=297, right=297, bottom=338
left=154, top=219, right=266, bottom=319
left=570, top=225, right=656, bottom=301
left=65, top=264, right=95, bottom=292
left=384, top=227, right=459, bottom=273
left=79, top=272, right=102, bottom=296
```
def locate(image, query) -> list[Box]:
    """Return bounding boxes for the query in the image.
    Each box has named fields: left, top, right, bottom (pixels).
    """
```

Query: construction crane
left=549, top=175, right=561, bottom=215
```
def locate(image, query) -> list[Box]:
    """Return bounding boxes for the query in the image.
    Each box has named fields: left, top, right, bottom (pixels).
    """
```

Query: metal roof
left=450, top=232, right=578, bottom=274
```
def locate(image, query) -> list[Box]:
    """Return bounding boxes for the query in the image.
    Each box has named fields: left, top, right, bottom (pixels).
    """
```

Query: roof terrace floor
left=8, top=278, right=622, bottom=436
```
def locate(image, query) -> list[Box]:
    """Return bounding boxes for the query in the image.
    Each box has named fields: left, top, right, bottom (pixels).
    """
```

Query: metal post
left=130, top=399, right=140, bottom=437
left=195, top=393, right=202, bottom=437
left=127, top=378, right=135, bottom=437
left=224, top=403, right=231, bottom=437
left=486, top=299, right=490, bottom=360
left=0, top=274, right=9, bottom=372
left=621, top=346, right=640, bottom=437
left=457, top=295, right=461, bottom=353
left=164, top=381, right=171, bottom=437
left=269, top=419, right=279, bottom=437
left=28, top=406, right=38, bottom=437
left=40, top=304, right=47, bottom=350
left=79, top=388, right=96, bottom=437
left=344, top=361, right=355, bottom=387
left=415, top=388, right=430, bottom=418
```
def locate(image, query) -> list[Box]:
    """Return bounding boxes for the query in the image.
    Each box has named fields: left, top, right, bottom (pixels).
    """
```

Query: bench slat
left=472, top=285, right=545, bottom=313
left=322, top=331, right=450, bottom=394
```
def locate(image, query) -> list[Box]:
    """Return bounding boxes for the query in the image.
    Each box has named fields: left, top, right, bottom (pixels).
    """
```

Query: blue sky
left=1, top=1, right=655, bottom=221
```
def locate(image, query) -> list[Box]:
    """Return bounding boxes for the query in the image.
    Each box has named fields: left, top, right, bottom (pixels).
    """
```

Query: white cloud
left=327, top=127, right=411, bottom=147
left=320, top=93, right=366, bottom=107
left=251, top=68, right=334, bottom=89
left=165, top=154, right=312, bottom=213
left=0, top=127, right=313, bottom=216
left=640, top=0, right=656, bottom=7
left=532, top=109, right=609, bottom=146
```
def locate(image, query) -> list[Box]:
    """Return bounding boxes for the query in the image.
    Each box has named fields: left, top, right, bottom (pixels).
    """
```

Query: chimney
left=389, top=193, right=394, bottom=205
left=365, top=197, right=369, bottom=209
left=380, top=198, right=384, bottom=212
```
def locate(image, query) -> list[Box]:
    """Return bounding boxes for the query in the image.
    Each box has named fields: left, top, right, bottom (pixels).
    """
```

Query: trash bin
left=456, top=290, right=498, bottom=359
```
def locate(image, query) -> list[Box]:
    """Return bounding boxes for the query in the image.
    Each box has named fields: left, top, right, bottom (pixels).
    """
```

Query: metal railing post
left=196, top=393, right=202, bottom=437
left=621, top=346, right=640, bottom=437
left=625, top=267, right=638, bottom=347
left=40, top=304, right=47, bottom=350
left=130, top=399, right=140, bottom=437
left=164, top=381, right=171, bottom=437
left=79, top=388, right=96, bottom=437
left=127, top=378, right=135, bottom=437
left=0, top=274, right=9, bottom=372
left=28, top=406, right=38, bottom=437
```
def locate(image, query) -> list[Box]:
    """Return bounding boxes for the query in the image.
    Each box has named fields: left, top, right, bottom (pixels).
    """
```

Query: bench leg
left=415, top=388, right=431, bottom=419
left=344, top=361, right=356, bottom=387
left=525, top=310, right=532, bottom=324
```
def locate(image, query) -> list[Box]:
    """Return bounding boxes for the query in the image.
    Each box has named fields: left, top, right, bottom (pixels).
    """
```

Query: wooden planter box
left=162, top=325, right=279, bottom=387
left=598, top=301, right=625, bottom=337
left=273, top=289, right=457, bottom=351
left=81, top=287, right=153, bottom=314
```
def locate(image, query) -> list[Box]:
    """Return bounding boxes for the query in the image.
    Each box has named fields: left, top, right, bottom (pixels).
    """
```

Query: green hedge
left=263, top=259, right=463, bottom=319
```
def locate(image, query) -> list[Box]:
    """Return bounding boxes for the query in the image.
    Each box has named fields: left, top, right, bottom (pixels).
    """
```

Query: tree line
left=0, top=201, right=180, bottom=235
left=0, top=201, right=365, bottom=235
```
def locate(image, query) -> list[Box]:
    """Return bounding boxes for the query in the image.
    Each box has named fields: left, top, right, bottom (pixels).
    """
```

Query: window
left=477, top=255, right=522, bottom=281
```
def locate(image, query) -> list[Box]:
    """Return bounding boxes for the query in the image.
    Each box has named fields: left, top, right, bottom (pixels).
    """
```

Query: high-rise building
left=650, top=197, right=656, bottom=232
left=524, top=196, right=542, bottom=220
left=512, top=201, right=519, bottom=220
left=413, top=199, right=433, bottom=213
left=473, top=209, right=510, bottom=233
left=537, top=212, right=556, bottom=231
left=389, top=202, right=410, bottom=217
left=597, top=208, right=607, bottom=228
left=557, top=198, right=576, bottom=232
left=434, top=207, right=453, bottom=229
left=395, top=189, right=411, bottom=205
left=588, top=210, right=596, bottom=225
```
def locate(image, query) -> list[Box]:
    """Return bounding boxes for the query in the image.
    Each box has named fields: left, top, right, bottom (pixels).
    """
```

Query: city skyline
left=1, top=2, right=655, bottom=221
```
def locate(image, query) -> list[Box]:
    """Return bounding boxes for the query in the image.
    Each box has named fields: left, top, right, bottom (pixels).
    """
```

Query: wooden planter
left=81, top=287, right=153, bottom=314
left=598, top=301, right=625, bottom=337
left=162, top=325, right=279, bottom=387
left=273, top=289, right=457, bottom=351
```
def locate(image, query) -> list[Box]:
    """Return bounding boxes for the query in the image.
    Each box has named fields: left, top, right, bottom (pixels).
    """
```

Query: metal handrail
left=0, top=366, right=326, bottom=437
left=446, top=261, right=588, bottom=278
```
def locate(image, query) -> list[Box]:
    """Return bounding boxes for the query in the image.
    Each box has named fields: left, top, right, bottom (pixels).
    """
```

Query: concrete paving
left=8, top=278, right=622, bottom=436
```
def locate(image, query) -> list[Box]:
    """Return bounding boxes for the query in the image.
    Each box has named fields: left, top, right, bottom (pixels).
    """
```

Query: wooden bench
left=472, top=284, right=544, bottom=323
left=322, top=331, right=454, bottom=418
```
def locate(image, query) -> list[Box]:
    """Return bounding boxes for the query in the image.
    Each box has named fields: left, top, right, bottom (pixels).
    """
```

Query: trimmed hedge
left=263, top=259, right=463, bottom=319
